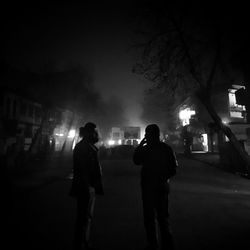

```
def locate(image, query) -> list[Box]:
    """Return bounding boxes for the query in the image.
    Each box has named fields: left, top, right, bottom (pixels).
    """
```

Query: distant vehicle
left=106, top=126, right=141, bottom=147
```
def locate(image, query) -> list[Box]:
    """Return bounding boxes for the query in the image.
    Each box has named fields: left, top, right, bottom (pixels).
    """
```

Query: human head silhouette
left=79, top=122, right=99, bottom=143
left=145, top=124, right=160, bottom=145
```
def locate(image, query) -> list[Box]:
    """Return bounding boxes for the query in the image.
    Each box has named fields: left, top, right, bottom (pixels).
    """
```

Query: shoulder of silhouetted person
left=73, top=140, right=90, bottom=159
left=161, top=141, right=178, bottom=176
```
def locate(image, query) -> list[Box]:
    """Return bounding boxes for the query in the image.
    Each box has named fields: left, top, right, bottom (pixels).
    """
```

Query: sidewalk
left=9, top=153, right=73, bottom=192
left=188, top=152, right=220, bottom=166
left=183, top=152, right=250, bottom=180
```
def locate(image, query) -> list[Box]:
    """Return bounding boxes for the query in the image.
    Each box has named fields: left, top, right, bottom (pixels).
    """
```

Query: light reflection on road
left=173, top=181, right=250, bottom=196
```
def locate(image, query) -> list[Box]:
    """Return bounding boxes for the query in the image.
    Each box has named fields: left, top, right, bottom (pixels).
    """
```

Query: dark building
left=177, top=84, right=250, bottom=155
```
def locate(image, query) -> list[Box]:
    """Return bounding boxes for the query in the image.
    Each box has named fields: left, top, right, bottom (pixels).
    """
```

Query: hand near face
left=139, top=137, right=147, bottom=147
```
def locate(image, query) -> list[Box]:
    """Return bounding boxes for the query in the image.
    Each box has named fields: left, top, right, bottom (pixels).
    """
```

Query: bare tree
left=132, top=2, right=250, bottom=172
left=26, top=66, right=102, bottom=155
left=141, top=86, right=182, bottom=133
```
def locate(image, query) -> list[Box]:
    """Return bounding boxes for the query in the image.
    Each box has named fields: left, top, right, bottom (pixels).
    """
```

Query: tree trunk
left=29, top=109, right=48, bottom=155
left=199, top=96, right=250, bottom=174
left=208, top=131, right=214, bottom=153
left=60, top=112, right=75, bottom=154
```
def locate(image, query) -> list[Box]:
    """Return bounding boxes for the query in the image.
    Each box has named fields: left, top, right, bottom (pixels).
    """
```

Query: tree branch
left=206, top=32, right=221, bottom=95
left=170, top=18, right=203, bottom=88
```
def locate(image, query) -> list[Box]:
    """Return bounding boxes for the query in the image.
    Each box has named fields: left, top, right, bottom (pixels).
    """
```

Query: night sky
left=3, top=1, right=250, bottom=128
left=3, top=2, right=149, bottom=126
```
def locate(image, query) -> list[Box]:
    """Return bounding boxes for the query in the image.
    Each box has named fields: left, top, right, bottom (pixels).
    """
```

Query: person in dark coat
left=70, top=122, right=104, bottom=250
left=133, top=124, right=178, bottom=250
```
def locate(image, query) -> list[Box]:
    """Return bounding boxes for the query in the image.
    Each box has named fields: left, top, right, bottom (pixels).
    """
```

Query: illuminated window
left=228, top=88, right=246, bottom=118
left=228, top=92, right=237, bottom=107
left=179, top=108, right=196, bottom=126
left=230, top=111, right=244, bottom=118
left=202, top=133, right=208, bottom=152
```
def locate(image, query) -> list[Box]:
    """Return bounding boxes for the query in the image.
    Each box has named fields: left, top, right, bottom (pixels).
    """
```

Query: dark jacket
left=133, top=141, right=177, bottom=191
left=69, top=139, right=104, bottom=197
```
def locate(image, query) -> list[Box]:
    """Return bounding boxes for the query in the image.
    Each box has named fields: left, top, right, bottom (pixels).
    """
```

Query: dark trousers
left=74, top=188, right=95, bottom=249
left=142, top=187, right=174, bottom=249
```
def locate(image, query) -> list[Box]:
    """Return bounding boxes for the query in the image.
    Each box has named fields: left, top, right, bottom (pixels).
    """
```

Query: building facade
left=178, top=84, right=250, bottom=155
left=0, top=87, right=84, bottom=169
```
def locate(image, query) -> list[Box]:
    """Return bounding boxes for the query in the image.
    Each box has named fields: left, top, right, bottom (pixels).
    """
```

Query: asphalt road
left=5, top=155, right=250, bottom=250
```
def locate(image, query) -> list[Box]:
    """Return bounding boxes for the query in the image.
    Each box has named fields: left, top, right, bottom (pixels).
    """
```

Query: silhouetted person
left=70, top=122, right=104, bottom=250
left=133, top=124, right=178, bottom=250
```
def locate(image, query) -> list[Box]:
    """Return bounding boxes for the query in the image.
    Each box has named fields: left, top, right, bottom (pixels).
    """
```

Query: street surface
left=5, top=154, right=250, bottom=250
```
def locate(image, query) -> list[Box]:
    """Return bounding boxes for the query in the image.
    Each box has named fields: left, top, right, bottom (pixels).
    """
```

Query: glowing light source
left=72, top=139, right=77, bottom=150
left=68, top=129, right=76, bottom=138
left=108, top=140, right=115, bottom=146
left=179, top=109, right=195, bottom=119
left=202, top=133, right=208, bottom=152
left=179, top=108, right=196, bottom=126
left=55, top=133, right=64, bottom=137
